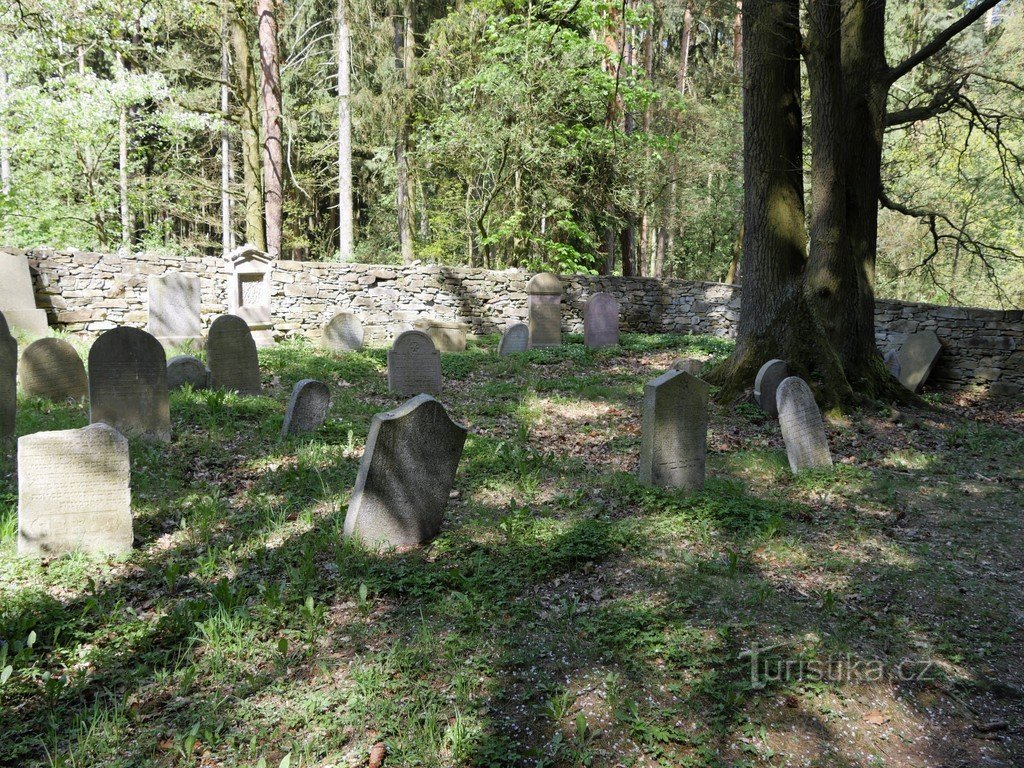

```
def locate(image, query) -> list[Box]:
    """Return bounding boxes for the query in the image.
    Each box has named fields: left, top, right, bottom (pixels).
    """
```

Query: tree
left=337, top=0, right=353, bottom=260
left=256, top=0, right=283, bottom=258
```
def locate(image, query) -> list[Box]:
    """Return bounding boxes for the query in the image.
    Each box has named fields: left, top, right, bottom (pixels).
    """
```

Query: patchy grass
left=1, top=332, right=1022, bottom=767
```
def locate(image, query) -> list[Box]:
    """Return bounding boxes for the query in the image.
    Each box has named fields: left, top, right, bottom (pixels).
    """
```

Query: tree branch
left=887, top=0, right=1001, bottom=84
left=886, top=76, right=967, bottom=127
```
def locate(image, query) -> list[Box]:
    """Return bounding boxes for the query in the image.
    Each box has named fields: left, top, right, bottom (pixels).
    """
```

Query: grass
left=1, top=332, right=1022, bottom=767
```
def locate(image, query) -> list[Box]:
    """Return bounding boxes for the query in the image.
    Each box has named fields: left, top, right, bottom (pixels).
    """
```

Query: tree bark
left=221, top=1, right=233, bottom=254
left=232, top=13, right=265, bottom=251
left=116, top=53, right=130, bottom=249
left=337, top=0, right=354, bottom=260
left=256, top=0, right=283, bottom=258
left=394, top=0, right=415, bottom=263
left=677, top=9, right=691, bottom=96
left=0, top=70, right=10, bottom=198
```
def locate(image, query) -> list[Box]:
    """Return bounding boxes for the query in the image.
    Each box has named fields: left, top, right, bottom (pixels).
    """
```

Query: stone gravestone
left=88, top=327, right=170, bottom=442
left=896, top=331, right=942, bottom=392
left=167, top=355, right=210, bottom=391
left=0, top=313, right=15, bottom=443
left=584, top=292, right=620, bottom=348
left=17, top=422, right=132, bottom=557
left=147, top=272, right=202, bottom=348
left=0, top=251, right=48, bottom=338
left=526, top=272, right=563, bottom=348
left=754, top=359, right=790, bottom=418
left=281, top=379, right=331, bottom=437
left=321, top=311, right=364, bottom=352
left=207, top=314, right=261, bottom=395
left=498, top=322, right=530, bottom=356
left=414, top=318, right=470, bottom=353
left=387, top=330, right=441, bottom=396
left=225, top=245, right=274, bottom=347
left=20, top=337, right=88, bottom=401
left=776, top=376, right=833, bottom=473
left=344, top=394, right=467, bottom=548
left=671, top=358, right=703, bottom=376
left=884, top=349, right=901, bottom=379
left=639, top=370, right=709, bottom=491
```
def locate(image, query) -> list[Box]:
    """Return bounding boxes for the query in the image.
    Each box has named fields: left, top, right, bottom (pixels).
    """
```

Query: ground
left=1, top=332, right=1022, bottom=768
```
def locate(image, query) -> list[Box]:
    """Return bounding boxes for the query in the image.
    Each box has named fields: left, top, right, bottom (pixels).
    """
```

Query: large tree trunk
left=256, top=0, right=283, bottom=258
left=232, top=14, right=265, bottom=251
left=337, top=0, right=354, bottom=259
left=394, top=0, right=415, bottom=263
left=221, top=1, right=233, bottom=254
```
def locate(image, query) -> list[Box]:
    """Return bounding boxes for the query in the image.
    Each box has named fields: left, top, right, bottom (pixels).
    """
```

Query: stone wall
left=7, top=246, right=1022, bottom=392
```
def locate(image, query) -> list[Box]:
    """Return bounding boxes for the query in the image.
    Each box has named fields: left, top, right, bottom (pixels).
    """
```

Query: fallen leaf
left=863, top=710, right=890, bottom=725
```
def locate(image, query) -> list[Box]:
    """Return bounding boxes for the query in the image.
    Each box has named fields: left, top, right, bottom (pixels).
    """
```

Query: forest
left=0, top=0, right=1021, bottom=308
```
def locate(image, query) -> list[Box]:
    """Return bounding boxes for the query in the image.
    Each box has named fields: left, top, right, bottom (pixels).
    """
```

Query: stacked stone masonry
left=7, top=246, right=1022, bottom=391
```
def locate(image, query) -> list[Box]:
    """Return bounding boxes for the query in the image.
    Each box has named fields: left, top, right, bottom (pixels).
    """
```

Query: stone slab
left=88, top=327, right=170, bottom=442
left=584, top=292, right=620, bottom=348
left=0, top=252, right=48, bottom=338
left=20, top=337, right=87, bottom=401
left=754, top=359, right=790, bottom=418
left=147, top=272, right=202, bottom=347
left=207, top=314, right=261, bottom=395
left=498, top=323, right=530, bottom=356
left=884, top=349, right=901, bottom=379
left=671, top=358, right=703, bottom=376
left=281, top=379, right=331, bottom=437
left=414, top=319, right=469, bottom=353
left=528, top=294, right=561, bottom=348
left=322, top=311, right=364, bottom=352
left=167, top=355, right=210, bottom=390
left=897, top=331, right=942, bottom=392
left=387, top=330, right=441, bottom=396
left=0, top=313, right=15, bottom=442
left=777, top=376, right=833, bottom=473
left=639, top=369, right=709, bottom=491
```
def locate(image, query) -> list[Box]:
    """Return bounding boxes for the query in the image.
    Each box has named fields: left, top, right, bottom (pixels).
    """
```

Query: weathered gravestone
left=0, top=313, right=15, bottom=443
left=526, top=272, right=563, bottom=348
left=671, top=358, right=703, bottom=376
left=225, top=245, right=274, bottom=347
left=17, top=422, right=132, bottom=557
left=387, top=330, right=441, bottom=396
left=344, top=394, right=467, bottom=548
left=88, top=327, right=170, bottom=442
left=896, top=331, right=942, bottom=392
left=147, top=272, right=202, bottom=348
left=754, top=359, right=790, bottom=418
left=0, top=251, right=48, bottom=338
left=414, top=318, right=470, bottom=353
left=498, top=323, right=530, bottom=356
left=167, top=355, right=210, bottom=390
left=321, top=311, right=364, bottom=352
left=639, top=369, right=709, bottom=491
left=281, top=379, right=331, bottom=437
left=584, top=292, right=620, bottom=348
left=207, top=314, right=261, bottom=395
left=884, top=349, right=901, bottom=380
left=776, top=376, right=833, bottom=473
left=20, top=337, right=88, bottom=401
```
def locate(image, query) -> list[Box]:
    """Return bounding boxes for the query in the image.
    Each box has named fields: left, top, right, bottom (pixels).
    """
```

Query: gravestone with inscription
left=754, top=359, right=790, bottom=418
left=281, top=379, right=331, bottom=437
left=776, top=376, right=833, bottom=473
left=20, top=337, right=88, bottom=401
left=88, top=327, right=170, bottom=442
left=387, top=330, right=441, bottom=396
left=584, top=292, right=620, bottom=348
left=17, top=422, right=132, bottom=557
left=167, top=355, right=210, bottom=391
left=147, top=272, right=202, bottom=348
left=225, top=245, right=274, bottom=347
left=322, top=311, right=364, bottom=352
left=896, top=331, right=942, bottom=392
left=498, top=322, right=530, bottom=356
left=207, top=314, right=261, bottom=395
left=526, top=272, right=563, bottom=348
left=639, top=369, right=709, bottom=491
left=0, top=313, right=15, bottom=443
left=344, top=394, right=467, bottom=548
left=0, top=251, right=48, bottom=338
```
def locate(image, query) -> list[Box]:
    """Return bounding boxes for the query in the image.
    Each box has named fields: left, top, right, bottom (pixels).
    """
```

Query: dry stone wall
left=7, top=246, right=1022, bottom=392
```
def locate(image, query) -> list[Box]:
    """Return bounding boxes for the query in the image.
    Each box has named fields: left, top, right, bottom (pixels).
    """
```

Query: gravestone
left=639, top=369, right=709, bottom=491
left=0, top=251, right=48, bottom=338
left=344, top=394, right=467, bottom=548
left=281, top=379, right=331, bottom=437
left=414, top=318, right=469, bottom=353
left=584, top=292, right=620, bottom=348
left=20, top=337, right=88, bottom=401
left=776, top=376, right=832, bottom=473
left=207, top=314, right=261, bottom=395
left=322, top=311, right=364, bottom=352
left=167, top=355, right=210, bottom=391
left=896, top=331, right=942, bottom=392
left=225, top=245, right=274, bottom=347
left=884, top=349, right=901, bottom=379
left=147, top=272, right=202, bottom=348
left=498, top=322, right=530, bottom=356
left=754, top=359, right=790, bottom=418
left=387, top=330, right=441, bottom=396
left=526, top=272, right=563, bottom=348
left=671, top=358, right=703, bottom=376
left=0, top=313, right=15, bottom=443
left=17, top=423, right=132, bottom=557
left=88, top=327, right=170, bottom=442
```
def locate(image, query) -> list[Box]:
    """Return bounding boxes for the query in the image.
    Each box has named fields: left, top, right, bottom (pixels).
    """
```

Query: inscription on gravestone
left=498, top=323, right=530, bottom=356
left=322, top=311, right=364, bottom=352
left=526, top=273, right=563, bottom=348
left=584, top=292, right=620, bottom=348
left=776, top=376, right=833, bottom=473
left=639, top=370, right=709, bottom=491
left=88, top=327, right=170, bottom=442
left=896, top=331, right=942, bottom=392
left=387, top=330, right=442, bottom=396
left=20, top=337, right=88, bottom=401
left=754, top=359, right=790, bottom=418
left=281, top=379, right=331, bottom=437
left=147, top=272, right=202, bottom=347
left=207, top=314, right=261, bottom=395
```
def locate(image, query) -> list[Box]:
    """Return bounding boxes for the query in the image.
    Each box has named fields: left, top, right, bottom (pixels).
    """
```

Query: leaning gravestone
left=20, top=337, right=88, bottom=401
left=498, top=322, right=530, bottom=356
left=884, top=349, right=901, bottom=379
left=88, top=327, right=170, bottom=442
left=671, top=358, right=703, bottom=376
left=167, top=355, right=210, bottom=391
left=0, top=313, right=15, bottom=443
left=584, top=292, right=620, bottom=348
left=414, top=318, right=470, bottom=353
left=344, top=394, right=467, bottom=548
left=207, top=314, right=261, bottom=395
left=387, top=330, right=441, bottom=396
left=776, top=376, right=832, bottom=473
left=147, top=272, right=202, bottom=348
left=281, top=379, right=331, bottom=437
left=0, top=251, right=48, bottom=338
left=896, top=331, right=942, bottom=392
left=526, top=272, right=563, bottom=348
left=754, top=359, right=790, bottom=418
left=639, top=369, right=709, bottom=491
left=18, top=423, right=132, bottom=557
left=322, top=311, right=364, bottom=352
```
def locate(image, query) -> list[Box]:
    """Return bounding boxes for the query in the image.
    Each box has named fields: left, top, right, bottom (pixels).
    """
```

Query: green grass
left=1, top=332, right=1022, bottom=767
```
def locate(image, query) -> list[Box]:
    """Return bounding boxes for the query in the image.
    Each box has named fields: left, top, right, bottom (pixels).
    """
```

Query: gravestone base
left=251, top=327, right=276, bottom=348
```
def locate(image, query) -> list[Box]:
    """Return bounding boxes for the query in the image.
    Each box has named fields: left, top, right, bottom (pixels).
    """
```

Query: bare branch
left=887, top=0, right=1001, bottom=84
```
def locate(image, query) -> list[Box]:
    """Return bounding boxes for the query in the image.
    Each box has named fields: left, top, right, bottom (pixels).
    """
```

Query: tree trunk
left=257, top=0, right=283, bottom=258
left=394, top=0, right=415, bottom=263
left=677, top=9, right=691, bottom=96
left=0, top=70, right=10, bottom=198
left=337, top=0, right=354, bottom=259
left=221, top=1, right=233, bottom=254
left=116, top=53, right=130, bottom=250
left=232, top=14, right=265, bottom=251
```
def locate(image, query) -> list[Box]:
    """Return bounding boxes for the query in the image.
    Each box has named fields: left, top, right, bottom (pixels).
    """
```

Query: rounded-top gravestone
left=207, top=314, right=261, bottom=395
left=776, top=376, right=832, bottom=473
left=88, top=327, right=170, bottom=442
left=322, top=311, right=364, bottom=352
left=526, top=272, right=563, bottom=348
left=281, top=379, right=331, bottom=437
left=167, top=355, right=210, bottom=391
left=387, top=330, right=441, bottom=396
left=753, top=359, right=790, bottom=418
left=896, top=331, right=942, bottom=392
left=498, top=322, right=530, bottom=356
left=583, top=292, right=620, bottom=348
left=20, top=337, right=88, bottom=401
